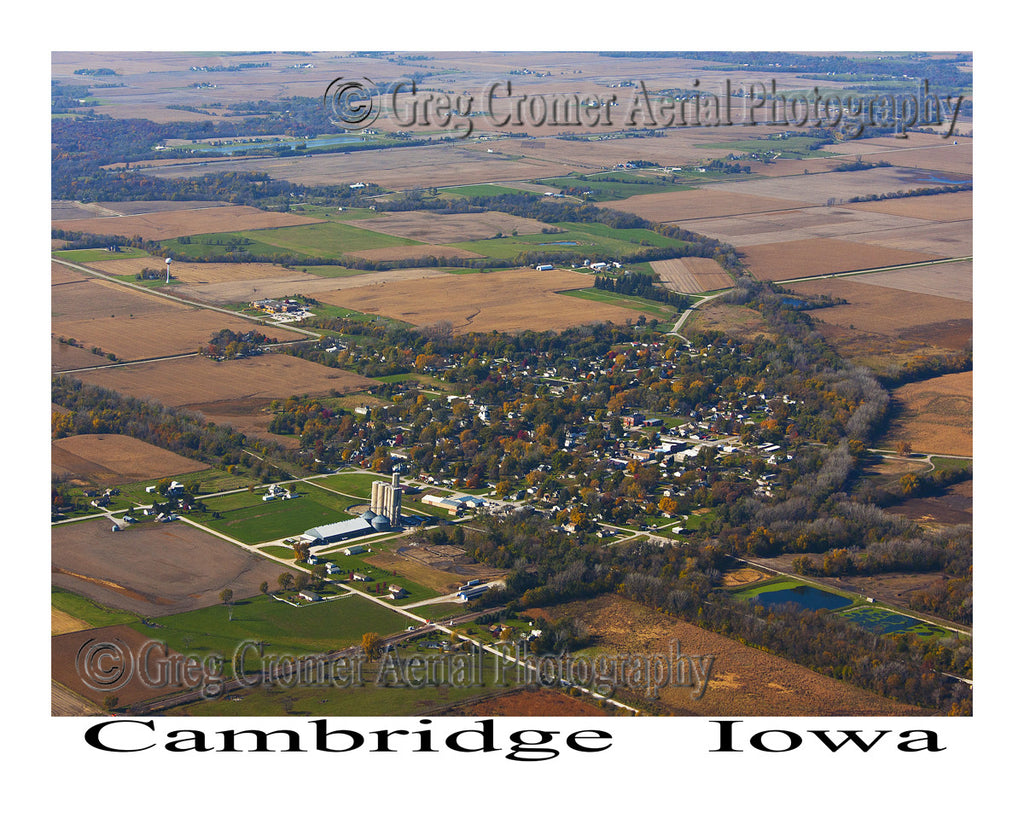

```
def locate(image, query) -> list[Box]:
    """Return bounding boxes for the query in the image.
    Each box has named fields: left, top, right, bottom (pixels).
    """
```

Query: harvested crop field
left=52, top=624, right=221, bottom=709
left=785, top=278, right=972, bottom=341
left=75, top=354, right=376, bottom=421
left=883, top=371, right=973, bottom=457
left=437, top=688, right=609, bottom=717
left=651, top=257, right=733, bottom=293
left=854, top=260, right=972, bottom=302
left=533, top=595, right=928, bottom=716
left=345, top=244, right=484, bottom=262
left=51, top=607, right=92, bottom=636
left=603, top=189, right=804, bottom=223
left=687, top=301, right=775, bottom=343
left=51, top=434, right=208, bottom=485
left=343, top=210, right=551, bottom=243
left=673, top=206, right=926, bottom=247
left=848, top=220, right=973, bottom=257
left=142, top=144, right=574, bottom=190
left=51, top=204, right=324, bottom=241
left=887, top=480, right=973, bottom=526
left=52, top=517, right=284, bottom=616
left=845, top=190, right=972, bottom=221
left=51, top=273, right=307, bottom=359
left=89, top=256, right=306, bottom=284
left=316, top=267, right=662, bottom=333
left=700, top=166, right=968, bottom=207
left=740, top=238, right=942, bottom=281
left=52, top=337, right=110, bottom=372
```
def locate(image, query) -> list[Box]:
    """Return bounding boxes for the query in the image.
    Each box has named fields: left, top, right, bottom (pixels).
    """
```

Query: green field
left=53, top=248, right=149, bottom=262
left=840, top=606, right=953, bottom=639
left=452, top=220, right=690, bottom=262
left=439, top=183, right=531, bottom=198
left=538, top=173, right=691, bottom=201
left=130, top=593, right=412, bottom=659
left=705, top=135, right=836, bottom=159
left=195, top=483, right=357, bottom=544
left=164, top=221, right=422, bottom=262
left=52, top=587, right=138, bottom=629
left=561, top=288, right=680, bottom=322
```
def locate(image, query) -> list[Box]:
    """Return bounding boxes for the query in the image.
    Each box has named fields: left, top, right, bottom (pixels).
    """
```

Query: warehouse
left=301, top=517, right=374, bottom=545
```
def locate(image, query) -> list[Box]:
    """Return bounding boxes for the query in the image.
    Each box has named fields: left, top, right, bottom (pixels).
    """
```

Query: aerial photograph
left=49, top=46, right=977, bottom=749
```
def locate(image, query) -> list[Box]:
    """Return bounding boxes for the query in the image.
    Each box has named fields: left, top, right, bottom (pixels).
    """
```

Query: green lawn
left=130, top=593, right=412, bottom=659
left=561, top=288, right=680, bottom=321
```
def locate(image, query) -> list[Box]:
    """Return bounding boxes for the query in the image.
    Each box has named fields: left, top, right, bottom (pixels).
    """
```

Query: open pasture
left=51, top=274, right=307, bottom=360
left=52, top=434, right=208, bottom=485
left=345, top=244, right=484, bottom=262
left=51, top=204, right=324, bottom=242
left=740, top=238, right=942, bottom=281
left=51, top=517, right=285, bottom=617
left=315, top=267, right=663, bottom=333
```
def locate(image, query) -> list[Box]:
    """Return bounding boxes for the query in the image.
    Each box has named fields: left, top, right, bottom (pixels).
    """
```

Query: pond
left=752, top=585, right=851, bottom=611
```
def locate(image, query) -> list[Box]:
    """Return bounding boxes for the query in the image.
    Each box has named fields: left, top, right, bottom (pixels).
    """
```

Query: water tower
left=165, top=257, right=172, bottom=283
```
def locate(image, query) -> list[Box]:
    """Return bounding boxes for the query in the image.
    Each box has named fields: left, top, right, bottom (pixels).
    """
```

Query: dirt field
left=854, top=260, right=972, bottom=302
left=845, top=190, right=972, bottom=221
left=786, top=278, right=972, bottom=344
left=887, top=480, right=973, bottom=526
left=52, top=434, right=209, bottom=485
left=90, top=256, right=309, bottom=284
left=604, top=189, right=805, bottom=223
left=342, top=210, right=551, bottom=243
left=883, top=371, right=973, bottom=457
left=363, top=550, right=467, bottom=594
left=51, top=204, right=324, bottom=241
left=740, top=238, right=942, bottom=281
left=531, top=594, right=928, bottom=716
left=848, top=220, right=973, bottom=257
left=51, top=272, right=307, bottom=360
left=437, top=688, right=609, bottom=717
left=52, top=200, right=231, bottom=219
left=721, top=567, right=772, bottom=587
left=75, top=354, right=377, bottom=427
left=315, top=267, right=663, bottom=333
left=651, top=257, right=733, bottom=293
left=52, top=517, right=284, bottom=616
left=52, top=624, right=219, bottom=710
left=52, top=337, right=110, bottom=372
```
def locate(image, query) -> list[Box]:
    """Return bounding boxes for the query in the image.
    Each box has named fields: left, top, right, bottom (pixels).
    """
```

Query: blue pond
left=752, top=585, right=851, bottom=611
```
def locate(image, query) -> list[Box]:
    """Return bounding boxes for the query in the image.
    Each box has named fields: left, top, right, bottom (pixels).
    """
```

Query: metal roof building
left=302, top=518, right=374, bottom=544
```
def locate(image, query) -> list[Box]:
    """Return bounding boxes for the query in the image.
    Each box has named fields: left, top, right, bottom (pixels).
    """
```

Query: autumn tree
left=361, top=632, right=383, bottom=659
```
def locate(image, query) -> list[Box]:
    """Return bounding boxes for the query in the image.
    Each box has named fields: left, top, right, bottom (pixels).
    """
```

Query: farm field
left=882, top=371, right=973, bottom=457
left=785, top=277, right=972, bottom=351
left=51, top=204, right=324, bottom=241
left=437, top=688, right=609, bottom=717
left=853, top=259, right=972, bottom=301
left=650, top=257, right=733, bottom=293
left=739, top=238, right=942, bottom=281
left=602, top=189, right=805, bottom=223
left=73, top=353, right=377, bottom=440
left=141, top=143, right=577, bottom=190
left=51, top=337, right=109, bottom=372
left=51, top=434, right=208, bottom=485
left=845, top=190, right=973, bottom=221
left=51, top=272, right=307, bottom=360
left=314, top=267, right=665, bottom=333
left=886, top=480, right=973, bottom=526
left=687, top=300, right=776, bottom=343
left=530, top=594, right=928, bottom=716
left=341, top=210, right=552, bottom=243
left=345, top=244, right=483, bottom=262
left=51, top=517, right=285, bottom=617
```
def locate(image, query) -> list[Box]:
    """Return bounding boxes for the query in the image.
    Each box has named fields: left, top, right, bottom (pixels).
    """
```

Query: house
left=342, top=544, right=366, bottom=556
left=388, top=585, right=408, bottom=600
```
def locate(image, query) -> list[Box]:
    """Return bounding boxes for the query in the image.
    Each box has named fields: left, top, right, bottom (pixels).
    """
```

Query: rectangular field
left=341, top=210, right=552, bottom=243
left=739, top=238, right=942, bottom=281
left=601, top=189, right=806, bottom=223
left=51, top=272, right=308, bottom=360
left=315, top=267, right=666, bottom=333
left=51, top=517, right=286, bottom=616
left=51, top=204, right=324, bottom=241
left=651, top=257, right=733, bottom=293
left=853, top=260, right=972, bottom=302
left=882, top=371, right=973, bottom=457
left=51, top=434, right=209, bottom=484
